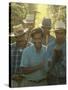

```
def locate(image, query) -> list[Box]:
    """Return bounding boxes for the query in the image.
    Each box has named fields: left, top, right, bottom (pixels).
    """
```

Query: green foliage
left=11, top=3, right=27, bottom=32
left=10, top=3, right=37, bottom=32
left=47, top=5, right=66, bottom=28
left=10, top=3, right=66, bottom=43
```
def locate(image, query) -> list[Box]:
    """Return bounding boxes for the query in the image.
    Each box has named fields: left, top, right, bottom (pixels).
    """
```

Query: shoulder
left=11, top=43, right=17, bottom=51
left=27, top=41, right=33, bottom=46
left=48, top=38, right=56, bottom=49
left=41, top=45, right=47, bottom=53
left=42, top=44, right=47, bottom=50
left=23, top=44, right=34, bottom=54
left=11, top=42, right=16, bottom=48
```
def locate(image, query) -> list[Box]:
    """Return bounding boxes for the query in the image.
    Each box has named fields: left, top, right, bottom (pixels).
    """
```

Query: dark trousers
left=58, top=77, right=66, bottom=84
left=47, top=75, right=66, bottom=85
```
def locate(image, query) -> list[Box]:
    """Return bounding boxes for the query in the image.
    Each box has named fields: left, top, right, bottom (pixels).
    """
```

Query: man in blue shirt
left=41, top=18, right=55, bottom=49
left=47, top=20, right=66, bottom=85
left=20, top=28, right=48, bottom=87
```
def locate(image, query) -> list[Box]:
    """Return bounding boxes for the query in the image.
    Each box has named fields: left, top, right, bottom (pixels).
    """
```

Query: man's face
left=16, top=33, right=28, bottom=47
left=55, top=30, right=65, bottom=44
left=32, top=33, right=42, bottom=50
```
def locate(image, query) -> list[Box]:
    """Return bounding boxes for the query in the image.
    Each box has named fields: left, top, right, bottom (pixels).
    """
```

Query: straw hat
left=13, top=24, right=28, bottom=37
left=54, top=20, right=65, bottom=31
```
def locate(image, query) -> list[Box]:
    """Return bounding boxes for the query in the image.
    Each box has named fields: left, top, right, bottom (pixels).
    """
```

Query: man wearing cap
left=47, top=20, right=66, bottom=85
left=23, top=14, right=35, bottom=31
left=11, top=24, right=32, bottom=87
left=41, top=18, right=55, bottom=49
left=19, top=28, right=48, bottom=86
left=22, top=14, right=35, bottom=43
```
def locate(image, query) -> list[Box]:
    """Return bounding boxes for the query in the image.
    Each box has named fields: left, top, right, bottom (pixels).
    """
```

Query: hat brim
left=15, top=28, right=28, bottom=37
left=9, top=33, right=15, bottom=37
left=49, top=28, right=66, bottom=32
left=53, top=28, right=65, bottom=31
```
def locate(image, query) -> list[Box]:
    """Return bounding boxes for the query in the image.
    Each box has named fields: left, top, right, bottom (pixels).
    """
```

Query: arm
left=11, top=63, right=44, bottom=81
left=19, top=62, right=44, bottom=74
left=20, top=48, right=45, bottom=74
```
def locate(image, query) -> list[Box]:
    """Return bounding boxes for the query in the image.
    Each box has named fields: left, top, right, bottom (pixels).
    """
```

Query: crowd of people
left=10, top=18, right=66, bottom=87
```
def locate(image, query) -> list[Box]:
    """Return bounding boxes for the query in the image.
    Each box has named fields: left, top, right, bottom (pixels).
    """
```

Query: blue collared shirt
left=20, top=44, right=48, bottom=81
left=43, top=35, right=55, bottom=52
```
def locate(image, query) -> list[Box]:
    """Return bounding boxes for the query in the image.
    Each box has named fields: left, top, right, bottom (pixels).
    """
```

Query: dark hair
left=31, top=27, right=43, bottom=38
left=42, top=18, right=51, bottom=30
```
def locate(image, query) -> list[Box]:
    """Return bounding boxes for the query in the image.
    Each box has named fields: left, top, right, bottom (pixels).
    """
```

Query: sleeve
left=20, top=49, right=30, bottom=67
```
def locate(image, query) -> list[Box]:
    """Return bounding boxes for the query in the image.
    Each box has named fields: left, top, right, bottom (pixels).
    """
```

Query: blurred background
left=9, top=2, right=66, bottom=43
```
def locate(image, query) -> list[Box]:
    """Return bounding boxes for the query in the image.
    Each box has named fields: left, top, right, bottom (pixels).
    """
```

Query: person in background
left=11, top=24, right=32, bottom=87
left=41, top=18, right=55, bottom=49
left=41, top=18, right=55, bottom=72
left=19, top=27, right=48, bottom=87
left=22, top=14, right=35, bottom=42
left=47, top=20, right=66, bottom=85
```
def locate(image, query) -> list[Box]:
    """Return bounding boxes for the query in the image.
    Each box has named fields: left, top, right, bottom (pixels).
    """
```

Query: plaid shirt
left=53, top=59, right=66, bottom=78
left=11, top=42, right=32, bottom=75
left=49, top=41, right=66, bottom=78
